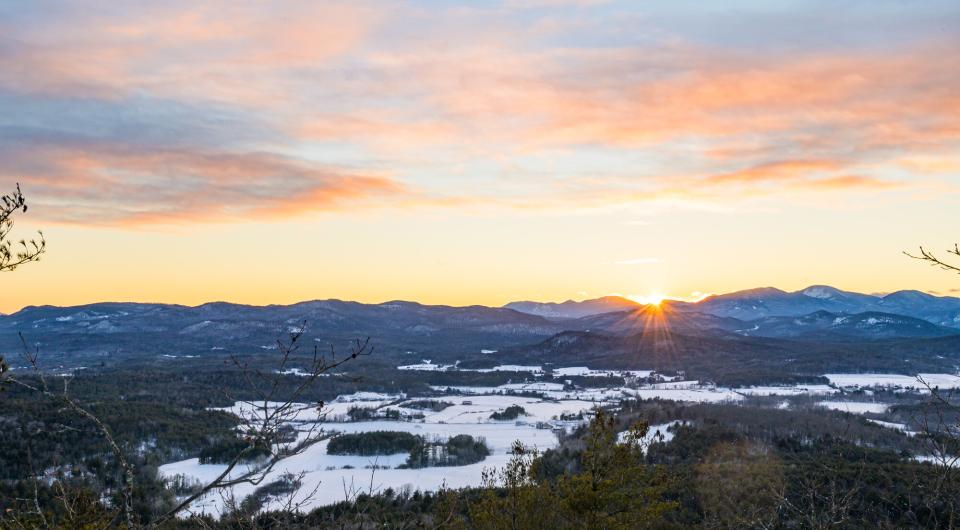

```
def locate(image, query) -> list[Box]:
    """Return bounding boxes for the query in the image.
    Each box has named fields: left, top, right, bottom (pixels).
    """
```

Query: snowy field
left=817, top=401, right=890, bottom=414
left=627, top=387, right=744, bottom=403
left=397, top=360, right=455, bottom=371
left=552, top=366, right=653, bottom=378
left=397, top=362, right=654, bottom=379
left=159, top=368, right=960, bottom=517
left=824, top=373, right=960, bottom=390
left=429, top=383, right=745, bottom=404
left=867, top=419, right=916, bottom=435
left=160, top=393, right=599, bottom=517
left=212, top=392, right=406, bottom=423
left=466, top=365, right=545, bottom=374
left=398, top=362, right=543, bottom=373
left=736, top=385, right=837, bottom=396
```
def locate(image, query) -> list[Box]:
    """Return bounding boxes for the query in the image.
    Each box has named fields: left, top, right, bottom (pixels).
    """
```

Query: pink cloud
left=2, top=144, right=407, bottom=225
left=1, top=3, right=956, bottom=224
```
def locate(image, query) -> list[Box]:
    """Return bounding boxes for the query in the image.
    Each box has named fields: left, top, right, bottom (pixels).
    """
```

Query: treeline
left=406, top=434, right=490, bottom=469
left=197, top=438, right=272, bottom=464
left=0, top=397, right=238, bottom=481
left=1, top=364, right=417, bottom=411
left=325, top=431, right=491, bottom=469
left=346, top=406, right=403, bottom=421
left=327, top=431, right=421, bottom=456
left=615, top=399, right=931, bottom=455
left=400, top=399, right=453, bottom=412
left=489, top=405, right=526, bottom=420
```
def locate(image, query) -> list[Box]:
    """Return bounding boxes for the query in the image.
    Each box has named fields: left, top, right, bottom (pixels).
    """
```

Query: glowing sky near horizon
left=2, top=0, right=960, bottom=312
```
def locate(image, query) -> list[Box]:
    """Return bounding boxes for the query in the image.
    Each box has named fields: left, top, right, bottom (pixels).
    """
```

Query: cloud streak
left=1, top=142, right=406, bottom=225
left=0, top=1, right=957, bottom=224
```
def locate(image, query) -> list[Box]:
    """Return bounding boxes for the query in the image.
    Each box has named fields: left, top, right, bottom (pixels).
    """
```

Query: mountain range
left=506, top=285, right=960, bottom=327
left=3, top=285, right=960, bottom=373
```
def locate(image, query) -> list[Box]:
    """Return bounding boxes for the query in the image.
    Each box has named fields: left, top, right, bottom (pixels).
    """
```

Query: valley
left=4, top=285, right=960, bottom=525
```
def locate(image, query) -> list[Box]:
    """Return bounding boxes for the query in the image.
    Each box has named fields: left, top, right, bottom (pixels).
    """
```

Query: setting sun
left=627, top=293, right=667, bottom=307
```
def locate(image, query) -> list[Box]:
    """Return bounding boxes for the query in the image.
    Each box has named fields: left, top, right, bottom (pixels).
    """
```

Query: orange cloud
left=2, top=3, right=957, bottom=223
left=0, top=1, right=382, bottom=101
left=414, top=42, right=960, bottom=154
left=895, top=155, right=960, bottom=174
left=706, top=160, right=845, bottom=185
left=2, top=144, right=407, bottom=226
left=792, top=175, right=899, bottom=191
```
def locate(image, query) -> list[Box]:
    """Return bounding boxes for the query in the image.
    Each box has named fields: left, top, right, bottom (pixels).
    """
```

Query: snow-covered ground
left=395, top=364, right=691, bottom=387
left=399, top=362, right=544, bottom=373
left=431, top=382, right=745, bottom=404
left=736, top=385, right=837, bottom=396
left=867, top=419, right=915, bottom=435
left=465, top=365, right=544, bottom=374
left=399, top=363, right=652, bottom=377
left=214, top=393, right=406, bottom=424
left=432, top=382, right=566, bottom=394
left=275, top=368, right=319, bottom=377
left=386, top=395, right=597, bottom=425
left=160, top=370, right=953, bottom=518
left=397, top=360, right=455, bottom=371
left=161, top=440, right=530, bottom=516
left=618, top=420, right=687, bottom=448
left=817, top=401, right=889, bottom=414
left=625, top=387, right=744, bottom=403
left=551, top=367, right=653, bottom=378
left=914, top=454, right=960, bottom=467
left=824, top=373, right=960, bottom=390
left=159, top=393, right=601, bottom=517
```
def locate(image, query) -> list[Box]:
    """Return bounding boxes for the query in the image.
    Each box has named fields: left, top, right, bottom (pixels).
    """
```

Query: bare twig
left=146, top=328, right=372, bottom=528
left=7, top=333, right=137, bottom=529
left=904, top=245, right=960, bottom=275
left=6, top=319, right=372, bottom=528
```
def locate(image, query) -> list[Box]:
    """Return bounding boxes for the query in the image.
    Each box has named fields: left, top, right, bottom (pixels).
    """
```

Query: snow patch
left=824, top=373, right=960, bottom=390
left=817, top=401, right=889, bottom=414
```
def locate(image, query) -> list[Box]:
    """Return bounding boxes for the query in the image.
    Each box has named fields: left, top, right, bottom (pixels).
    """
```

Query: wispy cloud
left=0, top=1, right=957, bottom=225
left=1, top=142, right=407, bottom=225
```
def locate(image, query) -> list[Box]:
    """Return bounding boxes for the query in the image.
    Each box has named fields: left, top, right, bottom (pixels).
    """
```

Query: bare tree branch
left=904, top=245, right=960, bottom=275
left=6, top=318, right=372, bottom=528
left=6, top=333, right=138, bottom=529
left=146, top=328, right=372, bottom=528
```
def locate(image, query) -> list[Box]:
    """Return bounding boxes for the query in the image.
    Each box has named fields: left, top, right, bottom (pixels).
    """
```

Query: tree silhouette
left=1, top=183, right=45, bottom=272
left=0, top=183, right=45, bottom=386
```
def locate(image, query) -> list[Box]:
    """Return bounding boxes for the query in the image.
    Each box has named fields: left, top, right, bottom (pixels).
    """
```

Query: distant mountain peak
left=800, top=285, right=844, bottom=299
left=882, top=289, right=935, bottom=301
left=595, top=295, right=636, bottom=303
left=503, top=296, right=640, bottom=319
left=711, top=287, right=788, bottom=299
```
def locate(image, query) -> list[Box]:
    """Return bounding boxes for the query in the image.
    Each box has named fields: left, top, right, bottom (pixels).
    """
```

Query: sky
left=1, top=0, right=960, bottom=313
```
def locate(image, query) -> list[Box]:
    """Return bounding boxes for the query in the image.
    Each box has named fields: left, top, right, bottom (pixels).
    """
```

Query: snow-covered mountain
left=503, top=296, right=640, bottom=319
left=735, top=310, right=957, bottom=339
left=0, top=300, right=568, bottom=362
left=507, top=286, right=960, bottom=328
left=5, top=286, right=960, bottom=368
